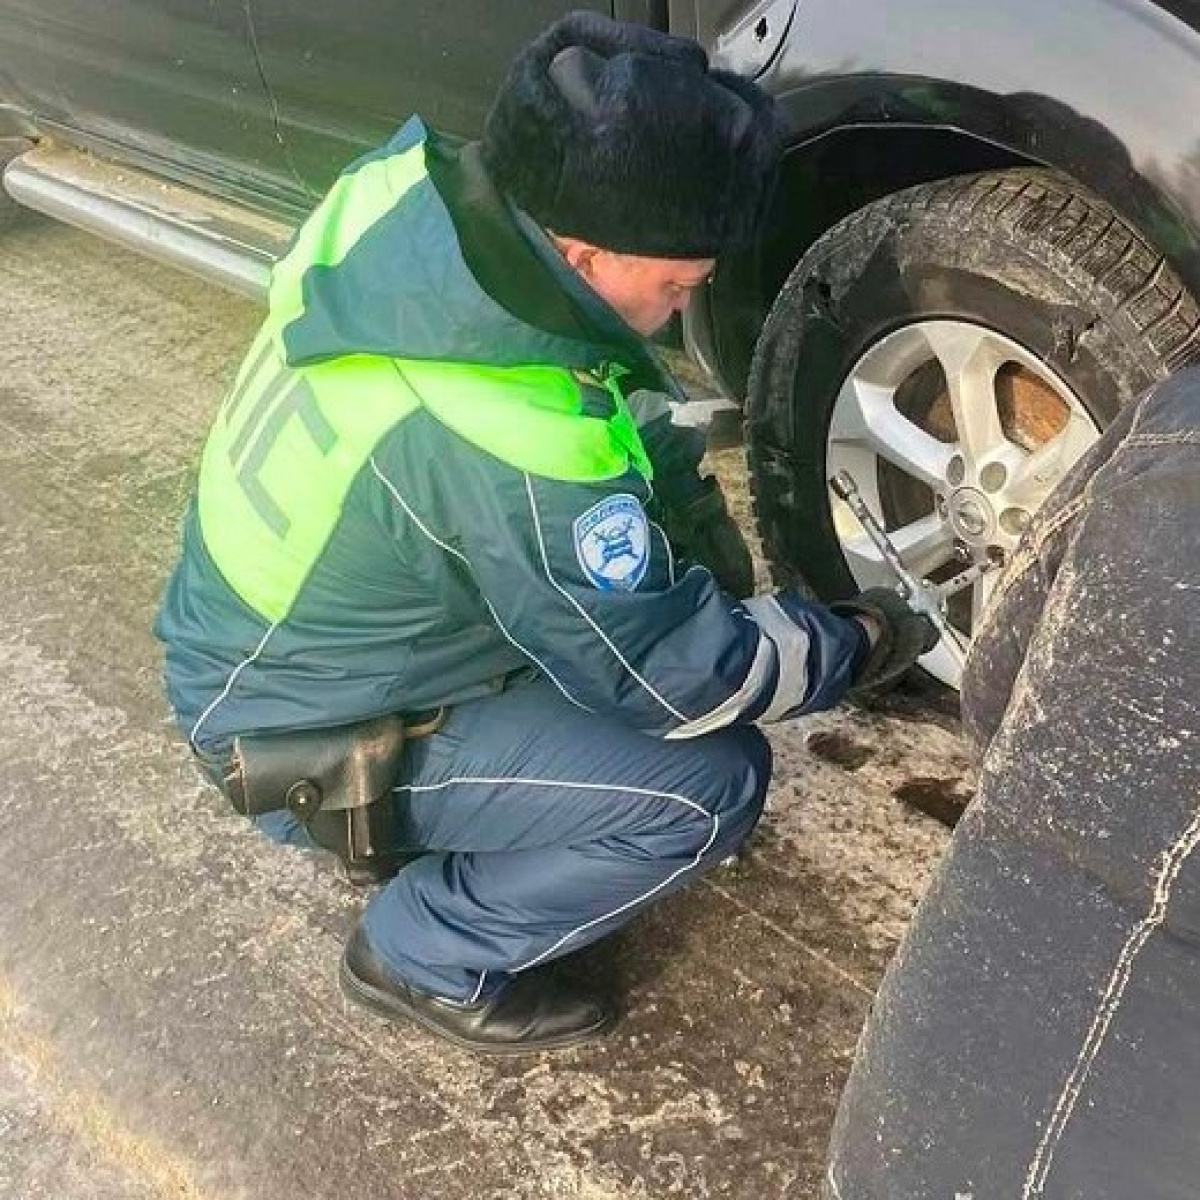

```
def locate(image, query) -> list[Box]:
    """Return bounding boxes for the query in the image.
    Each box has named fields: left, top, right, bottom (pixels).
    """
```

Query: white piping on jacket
left=522, top=472, right=690, bottom=722
left=189, top=622, right=279, bottom=752
left=369, top=457, right=590, bottom=713
left=404, top=773, right=720, bottom=973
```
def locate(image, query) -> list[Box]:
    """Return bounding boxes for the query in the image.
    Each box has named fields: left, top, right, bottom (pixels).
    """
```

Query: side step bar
left=2, top=142, right=292, bottom=301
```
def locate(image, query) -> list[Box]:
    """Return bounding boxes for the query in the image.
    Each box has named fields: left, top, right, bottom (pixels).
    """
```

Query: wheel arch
left=693, top=98, right=1200, bottom=402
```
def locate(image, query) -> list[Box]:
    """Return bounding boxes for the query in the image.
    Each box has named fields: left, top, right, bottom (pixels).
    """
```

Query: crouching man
left=156, top=13, right=931, bottom=1054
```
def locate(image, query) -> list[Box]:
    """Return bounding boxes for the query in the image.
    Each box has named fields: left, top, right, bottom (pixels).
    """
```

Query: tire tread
left=747, top=166, right=1200, bottom=600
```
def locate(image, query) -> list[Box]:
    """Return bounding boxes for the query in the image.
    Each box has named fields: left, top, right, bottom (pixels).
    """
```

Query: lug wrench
left=829, top=470, right=987, bottom=656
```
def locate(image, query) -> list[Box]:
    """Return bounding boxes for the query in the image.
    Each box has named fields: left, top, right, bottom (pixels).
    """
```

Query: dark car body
left=2, top=0, right=1200, bottom=395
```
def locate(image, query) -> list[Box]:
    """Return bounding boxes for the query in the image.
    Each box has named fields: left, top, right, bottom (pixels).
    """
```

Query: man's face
left=555, top=237, right=716, bottom=336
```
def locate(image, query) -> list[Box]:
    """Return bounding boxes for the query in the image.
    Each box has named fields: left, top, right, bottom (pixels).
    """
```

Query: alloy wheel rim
left=826, top=320, right=1100, bottom=688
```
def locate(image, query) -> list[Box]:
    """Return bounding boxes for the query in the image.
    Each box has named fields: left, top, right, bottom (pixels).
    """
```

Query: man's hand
left=831, top=587, right=940, bottom=702
left=659, top=475, right=755, bottom=599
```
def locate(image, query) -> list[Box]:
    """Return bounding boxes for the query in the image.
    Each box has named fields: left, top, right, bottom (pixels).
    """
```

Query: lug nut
left=947, top=455, right=966, bottom=486
left=999, top=507, right=1031, bottom=537
left=980, top=462, right=1008, bottom=493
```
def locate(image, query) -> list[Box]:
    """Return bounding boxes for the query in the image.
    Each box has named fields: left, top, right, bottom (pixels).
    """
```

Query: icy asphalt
left=0, top=212, right=967, bottom=1199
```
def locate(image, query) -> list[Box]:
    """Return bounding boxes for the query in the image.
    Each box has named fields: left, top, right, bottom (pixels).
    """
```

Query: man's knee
left=607, top=725, right=769, bottom=868
left=688, top=724, right=772, bottom=856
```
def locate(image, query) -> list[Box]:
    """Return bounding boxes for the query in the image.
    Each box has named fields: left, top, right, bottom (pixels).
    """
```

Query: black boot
left=340, top=927, right=616, bottom=1054
left=339, top=852, right=414, bottom=888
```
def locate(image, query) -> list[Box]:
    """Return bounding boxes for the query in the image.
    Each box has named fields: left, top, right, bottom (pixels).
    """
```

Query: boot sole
left=339, top=955, right=617, bottom=1056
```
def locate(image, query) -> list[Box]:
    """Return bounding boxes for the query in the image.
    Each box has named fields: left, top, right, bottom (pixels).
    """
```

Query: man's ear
left=554, top=235, right=601, bottom=281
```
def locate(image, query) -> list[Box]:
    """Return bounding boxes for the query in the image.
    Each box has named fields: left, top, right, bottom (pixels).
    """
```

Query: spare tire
left=746, top=168, right=1200, bottom=687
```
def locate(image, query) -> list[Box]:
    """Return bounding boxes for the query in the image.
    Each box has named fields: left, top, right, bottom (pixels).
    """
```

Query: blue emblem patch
left=573, top=494, right=650, bottom=592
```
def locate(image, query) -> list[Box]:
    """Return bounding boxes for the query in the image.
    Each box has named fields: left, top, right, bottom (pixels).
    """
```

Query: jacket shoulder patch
left=573, top=494, right=650, bottom=592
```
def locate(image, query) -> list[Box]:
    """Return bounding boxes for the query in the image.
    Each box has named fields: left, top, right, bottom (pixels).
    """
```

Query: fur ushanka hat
left=482, top=11, right=785, bottom=259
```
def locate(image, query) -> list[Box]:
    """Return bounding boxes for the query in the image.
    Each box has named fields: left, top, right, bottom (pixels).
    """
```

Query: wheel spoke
left=892, top=513, right=959, bottom=577
left=830, top=377, right=955, bottom=488
left=841, top=534, right=899, bottom=591
left=1005, top=411, right=1098, bottom=507
left=921, top=324, right=1007, bottom=463
left=842, top=512, right=957, bottom=583
left=921, top=635, right=966, bottom=684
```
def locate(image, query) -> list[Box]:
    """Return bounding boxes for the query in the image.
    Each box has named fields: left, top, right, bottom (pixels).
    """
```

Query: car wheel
left=747, top=168, right=1200, bottom=688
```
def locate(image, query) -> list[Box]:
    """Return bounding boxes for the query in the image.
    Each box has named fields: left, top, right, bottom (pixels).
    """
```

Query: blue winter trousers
left=261, top=674, right=771, bottom=1001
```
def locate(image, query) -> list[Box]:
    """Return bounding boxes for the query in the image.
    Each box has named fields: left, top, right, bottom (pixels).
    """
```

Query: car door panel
left=0, top=0, right=295, bottom=200
left=251, top=1, right=611, bottom=195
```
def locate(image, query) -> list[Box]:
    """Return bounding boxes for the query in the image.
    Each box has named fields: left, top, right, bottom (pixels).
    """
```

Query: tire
left=746, top=167, right=1200, bottom=687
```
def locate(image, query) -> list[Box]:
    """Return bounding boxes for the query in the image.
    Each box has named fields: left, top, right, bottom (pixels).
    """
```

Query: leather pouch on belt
left=224, top=714, right=408, bottom=822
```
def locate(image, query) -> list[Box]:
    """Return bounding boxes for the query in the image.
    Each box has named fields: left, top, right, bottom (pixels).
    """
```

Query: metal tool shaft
left=829, top=470, right=969, bottom=654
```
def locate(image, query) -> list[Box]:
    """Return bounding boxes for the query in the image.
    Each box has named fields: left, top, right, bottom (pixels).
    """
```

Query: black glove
left=659, top=475, right=756, bottom=599
left=831, top=587, right=940, bottom=701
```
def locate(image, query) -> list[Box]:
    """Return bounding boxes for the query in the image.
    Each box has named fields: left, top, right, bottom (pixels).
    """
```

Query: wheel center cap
left=949, top=488, right=995, bottom=541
